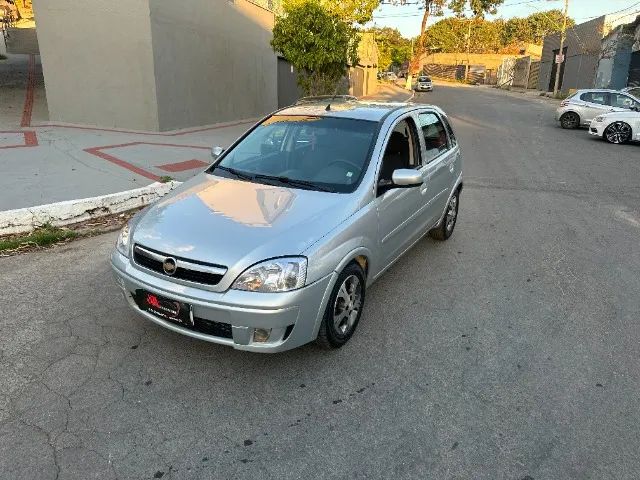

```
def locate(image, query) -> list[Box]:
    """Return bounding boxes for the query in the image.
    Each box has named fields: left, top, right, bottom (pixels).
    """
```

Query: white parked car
left=556, top=89, right=640, bottom=129
left=589, top=110, right=640, bottom=144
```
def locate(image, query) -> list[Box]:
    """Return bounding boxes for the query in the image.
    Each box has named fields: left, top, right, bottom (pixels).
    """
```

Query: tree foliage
left=502, top=10, right=575, bottom=45
left=369, top=27, right=412, bottom=70
left=271, top=1, right=359, bottom=95
left=422, top=10, right=576, bottom=54
left=411, top=0, right=504, bottom=69
left=283, top=0, right=379, bottom=24
left=424, top=17, right=503, bottom=53
left=447, top=0, right=503, bottom=17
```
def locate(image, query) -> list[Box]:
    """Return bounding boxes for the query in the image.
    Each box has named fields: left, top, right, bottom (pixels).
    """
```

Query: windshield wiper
left=215, top=165, right=254, bottom=181
left=253, top=174, right=334, bottom=192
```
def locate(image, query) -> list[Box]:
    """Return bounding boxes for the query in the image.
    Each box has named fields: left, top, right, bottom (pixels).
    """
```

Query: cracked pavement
left=1, top=85, right=639, bottom=479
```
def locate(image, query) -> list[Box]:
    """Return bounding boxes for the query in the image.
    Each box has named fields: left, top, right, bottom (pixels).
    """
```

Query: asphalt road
left=2, top=85, right=640, bottom=480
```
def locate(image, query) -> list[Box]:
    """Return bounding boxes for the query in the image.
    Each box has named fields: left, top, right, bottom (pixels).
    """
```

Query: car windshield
left=211, top=115, right=378, bottom=193
left=418, top=77, right=430, bottom=82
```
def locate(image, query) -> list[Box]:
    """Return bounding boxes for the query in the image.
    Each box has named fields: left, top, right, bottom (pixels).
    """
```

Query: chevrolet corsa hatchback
left=111, top=100, right=463, bottom=352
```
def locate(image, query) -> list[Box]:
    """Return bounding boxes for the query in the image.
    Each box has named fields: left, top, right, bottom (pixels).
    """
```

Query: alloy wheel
left=445, top=195, right=458, bottom=232
left=561, top=112, right=579, bottom=129
left=333, top=275, right=362, bottom=335
left=605, top=122, right=631, bottom=144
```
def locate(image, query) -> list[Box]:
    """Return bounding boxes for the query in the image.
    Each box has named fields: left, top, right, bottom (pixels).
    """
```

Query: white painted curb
left=0, top=181, right=182, bottom=236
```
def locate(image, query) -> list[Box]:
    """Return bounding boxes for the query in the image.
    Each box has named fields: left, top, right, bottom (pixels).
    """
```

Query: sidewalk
left=1, top=73, right=413, bottom=211
left=0, top=120, right=256, bottom=210
left=0, top=53, right=258, bottom=210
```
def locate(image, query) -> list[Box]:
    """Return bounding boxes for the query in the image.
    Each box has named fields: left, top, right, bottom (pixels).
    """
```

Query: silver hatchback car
left=556, top=89, right=640, bottom=129
left=111, top=100, right=463, bottom=352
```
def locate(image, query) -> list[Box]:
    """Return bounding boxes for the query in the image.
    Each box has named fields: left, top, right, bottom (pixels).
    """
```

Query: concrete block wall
left=33, top=0, right=160, bottom=130
left=149, top=0, right=278, bottom=131
left=32, top=0, right=278, bottom=131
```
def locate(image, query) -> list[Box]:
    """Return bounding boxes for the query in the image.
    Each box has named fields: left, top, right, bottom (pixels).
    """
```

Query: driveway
left=1, top=85, right=639, bottom=479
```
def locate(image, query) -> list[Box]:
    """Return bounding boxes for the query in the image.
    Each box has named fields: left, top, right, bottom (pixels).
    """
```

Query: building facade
left=33, top=0, right=279, bottom=131
left=539, top=12, right=640, bottom=93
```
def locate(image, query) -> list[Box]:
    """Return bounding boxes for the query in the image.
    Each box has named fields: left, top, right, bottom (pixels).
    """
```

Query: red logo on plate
left=147, top=294, right=161, bottom=308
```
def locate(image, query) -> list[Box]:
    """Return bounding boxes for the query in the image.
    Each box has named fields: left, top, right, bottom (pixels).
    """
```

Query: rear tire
left=316, top=263, right=366, bottom=349
left=430, top=189, right=460, bottom=241
left=560, top=112, right=580, bottom=129
left=604, top=121, right=632, bottom=144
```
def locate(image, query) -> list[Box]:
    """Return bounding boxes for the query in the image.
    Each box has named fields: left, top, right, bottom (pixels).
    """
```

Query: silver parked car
left=556, top=89, right=640, bottom=129
left=111, top=100, right=463, bottom=352
left=414, top=75, right=433, bottom=92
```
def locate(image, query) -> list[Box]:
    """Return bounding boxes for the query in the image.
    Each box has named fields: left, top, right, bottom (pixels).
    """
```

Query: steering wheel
left=326, top=159, right=362, bottom=176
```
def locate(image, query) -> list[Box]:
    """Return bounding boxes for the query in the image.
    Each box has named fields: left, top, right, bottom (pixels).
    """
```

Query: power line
left=574, top=1, right=640, bottom=21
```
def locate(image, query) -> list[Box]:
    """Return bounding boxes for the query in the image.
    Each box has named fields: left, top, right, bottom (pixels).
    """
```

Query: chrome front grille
left=133, top=244, right=226, bottom=286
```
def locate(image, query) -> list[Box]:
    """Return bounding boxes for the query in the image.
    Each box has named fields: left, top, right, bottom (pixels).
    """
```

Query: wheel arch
left=309, top=247, right=372, bottom=340
left=560, top=110, right=581, bottom=123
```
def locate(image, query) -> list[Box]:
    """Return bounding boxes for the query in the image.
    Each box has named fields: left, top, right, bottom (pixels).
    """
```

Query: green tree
left=369, top=27, right=411, bottom=70
left=271, top=1, right=359, bottom=95
left=447, top=0, right=503, bottom=16
left=283, top=0, right=379, bottom=24
left=502, top=10, right=574, bottom=45
left=525, top=10, right=575, bottom=43
left=412, top=0, right=504, bottom=70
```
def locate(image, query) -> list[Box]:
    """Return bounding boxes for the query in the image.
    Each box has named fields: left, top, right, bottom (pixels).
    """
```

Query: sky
left=367, top=0, right=640, bottom=37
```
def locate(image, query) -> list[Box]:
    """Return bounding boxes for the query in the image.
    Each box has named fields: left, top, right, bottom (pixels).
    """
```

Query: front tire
left=430, top=189, right=460, bottom=241
left=604, top=122, right=632, bottom=144
left=560, top=112, right=580, bottom=129
left=316, top=263, right=366, bottom=349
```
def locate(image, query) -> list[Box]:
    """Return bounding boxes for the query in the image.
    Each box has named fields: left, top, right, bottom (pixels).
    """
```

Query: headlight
left=594, top=116, right=604, bottom=123
left=231, top=257, right=307, bottom=293
left=116, top=224, right=130, bottom=257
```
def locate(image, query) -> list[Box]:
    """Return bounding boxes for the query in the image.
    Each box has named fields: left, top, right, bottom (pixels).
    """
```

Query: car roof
left=575, top=89, right=628, bottom=93
left=276, top=100, right=435, bottom=122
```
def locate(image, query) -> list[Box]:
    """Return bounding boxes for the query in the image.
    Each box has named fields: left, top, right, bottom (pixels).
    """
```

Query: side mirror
left=392, top=169, right=423, bottom=187
left=211, top=145, right=224, bottom=160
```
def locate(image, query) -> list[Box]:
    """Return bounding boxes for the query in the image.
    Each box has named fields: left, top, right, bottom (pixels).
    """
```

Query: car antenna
left=327, top=91, right=341, bottom=110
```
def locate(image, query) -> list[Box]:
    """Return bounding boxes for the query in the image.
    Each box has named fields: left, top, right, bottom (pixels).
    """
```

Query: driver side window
left=378, top=118, right=421, bottom=191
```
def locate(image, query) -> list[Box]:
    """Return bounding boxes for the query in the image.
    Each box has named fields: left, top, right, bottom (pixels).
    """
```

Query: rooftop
left=276, top=100, right=416, bottom=122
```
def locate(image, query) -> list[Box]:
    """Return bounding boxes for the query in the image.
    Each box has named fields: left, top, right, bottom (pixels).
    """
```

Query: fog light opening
left=253, top=328, right=272, bottom=343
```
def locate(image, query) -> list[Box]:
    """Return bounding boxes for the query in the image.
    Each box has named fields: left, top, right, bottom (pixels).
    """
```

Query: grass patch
left=0, top=54, right=7, bottom=60
left=0, top=224, right=78, bottom=252
left=159, top=175, right=174, bottom=183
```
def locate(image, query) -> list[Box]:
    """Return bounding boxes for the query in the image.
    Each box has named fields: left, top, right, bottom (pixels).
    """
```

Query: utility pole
left=406, top=38, right=414, bottom=90
left=553, top=0, right=569, bottom=97
left=464, top=16, right=472, bottom=81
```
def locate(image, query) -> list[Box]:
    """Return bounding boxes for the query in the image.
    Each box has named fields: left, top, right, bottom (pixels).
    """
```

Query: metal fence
left=422, top=63, right=488, bottom=85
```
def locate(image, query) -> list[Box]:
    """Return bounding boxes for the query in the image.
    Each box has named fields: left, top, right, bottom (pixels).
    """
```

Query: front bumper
left=589, top=122, right=605, bottom=136
left=111, top=250, right=335, bottom=352
left=415, top=85, right=433, bottom=91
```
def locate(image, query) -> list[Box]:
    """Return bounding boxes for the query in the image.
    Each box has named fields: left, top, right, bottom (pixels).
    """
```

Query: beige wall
left=33, top=0, right=160, bottom=130
left=420, top=52, right=518, bottom=70
left=33, top=0, right=278, bottom=131
left=149, top=0, right=278, bottom=131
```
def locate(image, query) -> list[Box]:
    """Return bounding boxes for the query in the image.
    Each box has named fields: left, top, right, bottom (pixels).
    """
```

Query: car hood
left=132, top=174, right=357, bottom=269
left=601, top=111, right=640, bottom=121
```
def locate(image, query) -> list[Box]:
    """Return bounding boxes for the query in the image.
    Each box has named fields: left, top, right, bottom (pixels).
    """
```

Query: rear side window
left=418, top=112, right=449, bottom=164
left=580, top=92, right=608, bottom=105
left=610, top=93, right=639, bottom=109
